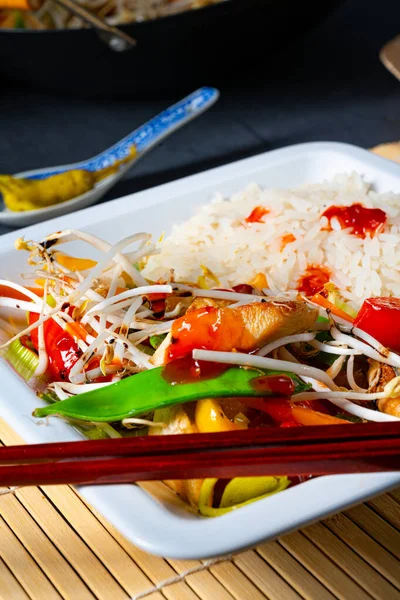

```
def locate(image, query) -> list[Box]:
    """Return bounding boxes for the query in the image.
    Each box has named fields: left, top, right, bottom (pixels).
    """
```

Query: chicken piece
left=149, top=407, right=203, bottom=508
left=164, top=295, right=193, bottom=318
left=163, top=476, right=203, bottom=509
left=151, top=300, right=318, bottom=366
left=377, top=397, right=400, bottom=418
left=368, top=360, right=396, bottom=393
left=187, top=297, right=233, bottom=312
left=333, top=355, right=369, bottom=389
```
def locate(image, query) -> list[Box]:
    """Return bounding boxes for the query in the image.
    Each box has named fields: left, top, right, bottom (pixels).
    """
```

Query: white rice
left=143, top=173, right=400, bottom=310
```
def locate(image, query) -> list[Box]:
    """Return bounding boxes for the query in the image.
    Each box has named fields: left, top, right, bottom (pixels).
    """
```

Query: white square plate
left=1, top=142, right=399, bottom=559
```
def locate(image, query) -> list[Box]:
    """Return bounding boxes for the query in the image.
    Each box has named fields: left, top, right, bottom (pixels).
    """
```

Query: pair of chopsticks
left=1, top=422, right=400, bottom=488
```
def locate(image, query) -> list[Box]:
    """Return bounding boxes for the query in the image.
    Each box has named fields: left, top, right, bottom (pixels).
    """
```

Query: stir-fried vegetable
left=29, top=312, right=82, bottom=380
left=1, top=226, right=400, bottom=518
left=290, top=406, right=351, bottom=426
left=324, top=283, right=357, bottom=318
left=195, top=398, right=245, bottom=432
left=0, top=0, right=224, bottom=31
left=198, top=476, right=290, bottom=517
left=354, top=297, right=400, bottom=353
left=149, top=333, right=167, bottom=350
left=4, top=338, right=39, bottom=380
left=310, top=293, right=355, bottom=323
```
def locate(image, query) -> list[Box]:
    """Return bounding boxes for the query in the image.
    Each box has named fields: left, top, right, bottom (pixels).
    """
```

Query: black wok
left=0, top=0, right=343, bottom=97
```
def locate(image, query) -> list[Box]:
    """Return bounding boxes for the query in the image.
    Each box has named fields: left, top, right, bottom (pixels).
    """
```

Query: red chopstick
left=0, top=422, right=399, bottom=488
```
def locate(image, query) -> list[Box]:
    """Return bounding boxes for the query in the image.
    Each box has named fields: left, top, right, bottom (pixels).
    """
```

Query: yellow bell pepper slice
left=249, top=272, right=268, bottom=290
left=195, top=398, right=244, bottom=433
left=55, top=253, right=97, bottom=272
left=197, top=265, right=220, bottom=290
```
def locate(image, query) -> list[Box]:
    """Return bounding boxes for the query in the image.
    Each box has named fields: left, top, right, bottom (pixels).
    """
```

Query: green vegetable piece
left=316, top=331, right=331, bottom=342
left=4, top=339, right=39, bottom=380
left=316, top=315, right=329, bottom=323
left=149, top=334, right=167, bottom=350
left=74, top=421, right=122, bottom=440
left=335, top=413, right=363, bottom=423
left=151, top=406, right=178, bottom=434
left=326, top=284, right=357, bottom=318
left=39, top=391, right=60, bottom=404
left=136, top=343, right=155, bottom=356
left=198, top=476, right=290, bottom=517
left=314, top=331, right=341, bottom=366
left=33, top=366, right=309, bottom=422
left=46, top=294, right=57, bottom=308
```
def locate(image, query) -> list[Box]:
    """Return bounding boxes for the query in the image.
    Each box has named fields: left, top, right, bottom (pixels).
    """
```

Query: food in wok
left=0, top=0, right=224, bottom=29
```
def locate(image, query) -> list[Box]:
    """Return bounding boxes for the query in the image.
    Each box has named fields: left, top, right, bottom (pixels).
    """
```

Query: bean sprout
left=326, top=355, right=346, bottom=379
left=256, top=332, right=315, bottom=357
left=330, top=323, right=400, bottom=368
left=309, top=339, right=361, bottom=356
left=192, top=349, right=338, bottom=390
left=347, top=355, right=368, bottom=393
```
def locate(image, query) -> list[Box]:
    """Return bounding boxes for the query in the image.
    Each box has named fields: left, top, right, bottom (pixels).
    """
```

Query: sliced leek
left=198, top=476, right=290, bottom=517
left=4, top=338, right=39, bottom=380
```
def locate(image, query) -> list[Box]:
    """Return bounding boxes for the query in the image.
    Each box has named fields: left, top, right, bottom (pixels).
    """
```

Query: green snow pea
left=33, top=365, right=310, bottom=423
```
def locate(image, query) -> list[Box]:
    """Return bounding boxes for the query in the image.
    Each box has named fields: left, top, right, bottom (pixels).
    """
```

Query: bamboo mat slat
left=278, top=531, right=372, bottom=600
left=0, top=557, right=31, bottom=600
left=1, top=141, right=400, bottom=600
left=232, top=551, right=303, bottom=600
left=345, top=504, right=400, bottom=560
left=0, top=490, right=95, bottom=600
left=301, top=522, right=398, bottom=600
left=256, top=541, right=337, bottom=599
left=169, top=561, right=236, bottom=600
left=367, top=494, right=400, bottom=530
left=389, top=487, right=400, bottom=504
left=39, top=486, right=165, bottom=600
left=204, top=560, right=266, bottom=600
left=11, top=486, right=129, bottom=600
left=80, top=498, right=218, bottom=600
left=0, top=516, right=63, bottom=600
left=323, top=514, right=400, bottom=589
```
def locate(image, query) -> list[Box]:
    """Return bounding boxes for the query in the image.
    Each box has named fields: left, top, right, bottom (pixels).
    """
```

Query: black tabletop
left=1, top=0, right=399, bottom=236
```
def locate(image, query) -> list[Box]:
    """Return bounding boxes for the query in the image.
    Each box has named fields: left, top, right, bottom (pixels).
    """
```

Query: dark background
left=0, top=0, right=399, bottom=235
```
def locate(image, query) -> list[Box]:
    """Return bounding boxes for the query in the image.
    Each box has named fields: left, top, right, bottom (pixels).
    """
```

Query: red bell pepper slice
left=354, top=297, right=400, bottom=352
left=29, top=313, right=81, bottom=380
left=241, top=397, right=334, bottom=426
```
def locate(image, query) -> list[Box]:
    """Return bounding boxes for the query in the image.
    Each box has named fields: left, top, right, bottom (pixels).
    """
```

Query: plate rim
left=0, top=140, right=399, bottom=239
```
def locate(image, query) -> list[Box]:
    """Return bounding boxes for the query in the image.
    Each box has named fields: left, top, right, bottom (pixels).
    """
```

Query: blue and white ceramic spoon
left=1, top=87, right=219, bottom=228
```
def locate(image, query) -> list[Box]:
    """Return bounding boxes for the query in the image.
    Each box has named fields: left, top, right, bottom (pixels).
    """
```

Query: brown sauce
left=250, top=374, right=295, bottom=396
left=162, top=356, right=227, bottom=385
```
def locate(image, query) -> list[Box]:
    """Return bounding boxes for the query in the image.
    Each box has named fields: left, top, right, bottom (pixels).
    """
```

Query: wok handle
left=52, top=0, right=136, bottom=50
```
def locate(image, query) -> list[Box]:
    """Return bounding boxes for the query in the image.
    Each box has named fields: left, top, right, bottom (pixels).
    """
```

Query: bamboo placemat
left=1, top=143, right=400, bottom=600
left=1, top=418, right=400, bottom=600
